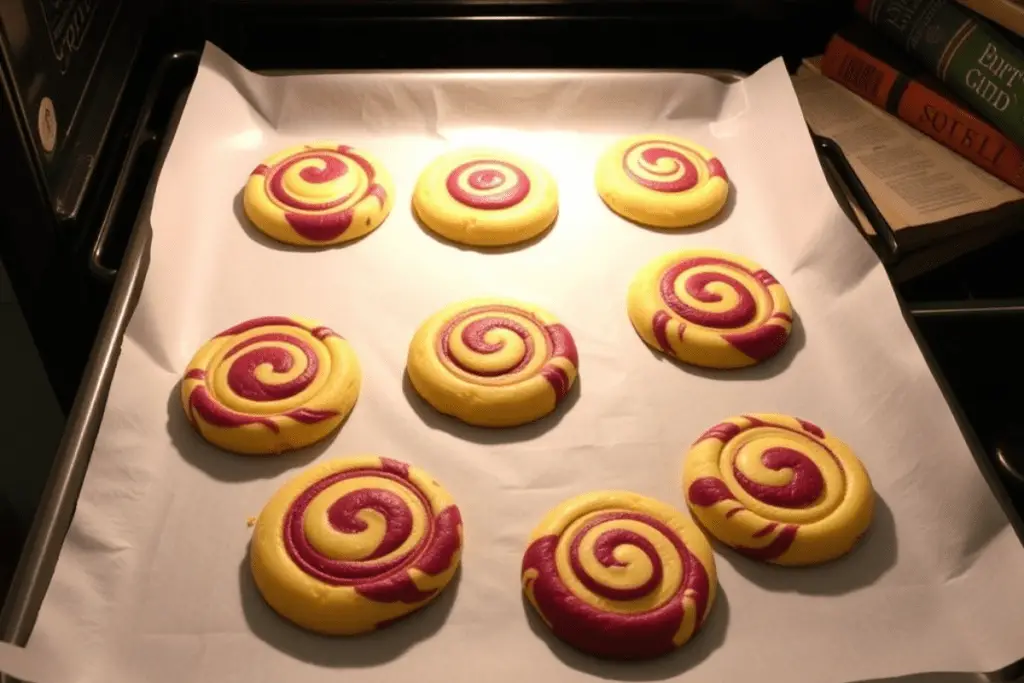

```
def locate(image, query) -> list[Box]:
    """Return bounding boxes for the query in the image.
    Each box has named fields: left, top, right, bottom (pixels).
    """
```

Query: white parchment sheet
left=15, top=43, right=1024, bottom=683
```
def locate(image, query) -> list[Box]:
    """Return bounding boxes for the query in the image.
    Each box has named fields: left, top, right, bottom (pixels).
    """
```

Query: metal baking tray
left=1, top=56, right=748, bottom=652
left=1, top=55, right=1021, bottom=682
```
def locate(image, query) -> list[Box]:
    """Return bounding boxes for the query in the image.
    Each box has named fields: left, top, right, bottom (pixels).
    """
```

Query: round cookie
left=683, top=414, right=874, bottom=566
left=627, top=249, right=794, bottom=369
left=596, top=135, right=729, bottom=228
left=522, top=490, right=717, bottom=660
left=251, top=455, right=463, bottom=635
left=243, top=142, right=394, bottom=246
left=413, top=148, right=558, bottom=246
left=406, top=298, right=578, bottom=427
left=180, top=316, right=360, bottom=455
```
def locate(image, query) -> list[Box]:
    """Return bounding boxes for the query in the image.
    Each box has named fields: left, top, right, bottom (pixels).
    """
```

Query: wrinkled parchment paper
left=14, top=43, right=1024, bottom=683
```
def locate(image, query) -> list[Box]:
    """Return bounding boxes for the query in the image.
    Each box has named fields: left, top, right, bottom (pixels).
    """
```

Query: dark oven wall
left=0, top=0, right=156, bottom=410
left=170, top=0, right=851, bottom=73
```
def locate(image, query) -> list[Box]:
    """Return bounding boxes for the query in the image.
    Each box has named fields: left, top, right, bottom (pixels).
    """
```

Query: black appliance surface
left=0, top=0, right=153, bottom=410
left=2, top=0, right=1024, bottom=667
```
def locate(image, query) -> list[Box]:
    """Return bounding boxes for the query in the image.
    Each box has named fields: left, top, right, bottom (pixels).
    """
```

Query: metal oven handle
left=88, top=55, right=183, bottom=283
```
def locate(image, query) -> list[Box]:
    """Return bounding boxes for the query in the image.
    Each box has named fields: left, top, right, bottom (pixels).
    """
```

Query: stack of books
left=797, top=0, right=1024, bottom=281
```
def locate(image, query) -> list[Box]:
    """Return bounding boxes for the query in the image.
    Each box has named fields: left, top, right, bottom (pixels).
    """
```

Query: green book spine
left=856, top=0, right=1024, bottom=148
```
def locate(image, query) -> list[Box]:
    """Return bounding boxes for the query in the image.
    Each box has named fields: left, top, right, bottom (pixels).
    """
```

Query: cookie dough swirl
left=627, top=249, right=794, bottom=369
left=522, top=491, right=717, bottom=660
left=446, top=159, right=530, bottom=209
left=181, top=316, right=360, bottom=455
left=251, top=456, right=463, bottom=635
left=244, top=143, right=394, bottom=246
left=596, top=134, right=729, bottom=228
left=683, top=414, right=874, bottom=566
left=413, top=148, right=558, bottom=247
left=407, top=299, right=578, bottom=427
left=622, top=139, right=719, bottom=193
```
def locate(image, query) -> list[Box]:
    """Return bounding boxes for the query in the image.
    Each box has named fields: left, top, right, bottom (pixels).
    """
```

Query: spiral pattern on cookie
left=181, top=316, right=360, bottom=454
left=596, top=134, right=729, bottom=229
left=627, top=249, right=794, bottom=368
left=245, top=143, right=393, bottom=245
left=284, top=459, right=461, bottom=590
left=684, top=414, right=874, bottom=566
left=436, top=304, right=574, bottom=395
left=522, top=491, right=716, bottom=660
left=407, top=300, right=579, bottom=427
left=622, top=139, right=726, bottom=194
left=446, top=159, right=530, bottom=210
left=251, top=456, right=463, bottom=634
left=413, top=148, right=558, bottom=247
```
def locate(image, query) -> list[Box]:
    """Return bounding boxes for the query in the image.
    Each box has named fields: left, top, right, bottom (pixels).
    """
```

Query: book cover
left=856, top=0, right=1024, bottom=148
left=794, top=60, right=1024, bottom=257
left=821, top=21, right=1024, bottom=189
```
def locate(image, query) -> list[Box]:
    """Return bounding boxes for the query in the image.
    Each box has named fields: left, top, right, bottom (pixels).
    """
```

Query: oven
left=2, top=0, right=1023, bottom=673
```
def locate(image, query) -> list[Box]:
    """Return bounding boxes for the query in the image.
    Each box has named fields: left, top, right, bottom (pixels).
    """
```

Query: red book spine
left=821, top=33, right=1024, bottom=191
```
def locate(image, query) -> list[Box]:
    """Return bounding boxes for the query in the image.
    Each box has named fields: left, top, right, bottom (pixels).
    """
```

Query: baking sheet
left=14, top=42, right=1024, bottom=683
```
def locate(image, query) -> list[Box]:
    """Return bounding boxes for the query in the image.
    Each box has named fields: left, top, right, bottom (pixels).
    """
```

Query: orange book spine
left=821, top=34, right=1024, bottom=191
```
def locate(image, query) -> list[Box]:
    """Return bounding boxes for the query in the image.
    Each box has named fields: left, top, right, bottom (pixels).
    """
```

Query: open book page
left=793, top=58, right=1022, bottom=232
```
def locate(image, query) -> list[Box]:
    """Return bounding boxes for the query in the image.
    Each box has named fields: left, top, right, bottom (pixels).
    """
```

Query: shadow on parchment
left=411, top=203, right=557, bottom=254
left=401, top=370, right=582, bottom=445
left=723, top=494, right=898, bottom=595
left=238, top=549, right=460, bottom=667
left=167, top=382, right=345, bottom=482
left=521, top=587, right=730, bottom=681
left=232, top=189, right=378, bottom=252
left=639, top=308, right=807, bottom=382
left=606, top=183, right=737, bottom=236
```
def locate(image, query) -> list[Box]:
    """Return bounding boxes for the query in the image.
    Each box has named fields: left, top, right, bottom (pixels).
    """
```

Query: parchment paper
left=16, top=43, right=1024, bottom=683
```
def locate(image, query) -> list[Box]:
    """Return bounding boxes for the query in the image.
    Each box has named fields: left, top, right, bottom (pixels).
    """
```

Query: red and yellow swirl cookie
left=406, top=299, right=578, bottom=427
left=243, top=142, right=394, bottom=246
left=251, top=455, right=463, bottom=635
left=684, top=414, right=874, bottom=566
left=627, top=249, right=794, bottom=369
left=180, top=316, right=360, bottom=455
left=596, top=135, right=729, bottom=228
left=412, top=148, right=558, bottom=247
left=522, top=491, right=717, bottom=660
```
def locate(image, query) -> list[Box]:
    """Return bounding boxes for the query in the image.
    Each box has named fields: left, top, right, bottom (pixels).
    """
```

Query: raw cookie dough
left=251, top=455, right=463, bottom=634
left=684, top=414, right=875, bottom=565
left=244, top=142, right=394, bottom=246
left=627, top=249, right=794, bottom=369
left=180, top=316, right=360, bottom=454
left=406, top=298, right=578, bottom=427
left=522, top=490, right=717, bottom=660
left=413, top=148, right=558, bottom=246
left=596, top=135, right=729, bottom=228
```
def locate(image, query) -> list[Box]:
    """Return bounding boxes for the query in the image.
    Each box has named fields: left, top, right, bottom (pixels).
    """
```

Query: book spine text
left=856, top=0, right=1024, bottom=148
left=822, top=33, right=1024, bottom=189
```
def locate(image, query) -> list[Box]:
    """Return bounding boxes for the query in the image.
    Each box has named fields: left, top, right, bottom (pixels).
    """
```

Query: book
left=821, top=22, right=1024, bottom=190
left=794, top=58, right=1024, bottom=273
left=855, top=0, right=1024, bottom=148
left=955, top=0, right=1024, bottom=37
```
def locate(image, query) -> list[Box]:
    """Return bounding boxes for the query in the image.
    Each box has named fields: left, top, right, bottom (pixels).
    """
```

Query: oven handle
left=811, top=132, right=901, bottom=264
left=88, top=56, right=175, bottom=283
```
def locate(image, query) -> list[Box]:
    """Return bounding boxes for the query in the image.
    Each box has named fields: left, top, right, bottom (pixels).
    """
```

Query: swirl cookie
left=684, top=414, right=874, bottom=566
left=627, top=249, right=794, bottom=369
left=596, top=135, right=729, bottom=228
left=244, top=143, right=394, bottom=246
left=522, top=491, right=717, bottom=660
left=407, top=299, right=578, bottom=427
left=181, top=316, right=360, bottom=454
left=413, top=148, right=558, bottom=246
left=251, top=455, right=463, bottom=634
